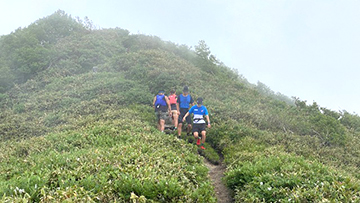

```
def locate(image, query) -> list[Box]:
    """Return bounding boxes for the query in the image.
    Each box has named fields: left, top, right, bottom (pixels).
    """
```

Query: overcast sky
left=1, top=0, right=360, bottom=114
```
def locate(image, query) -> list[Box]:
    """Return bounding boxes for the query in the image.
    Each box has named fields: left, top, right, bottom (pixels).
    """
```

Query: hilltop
left=1, top=10, right=359, bottom=202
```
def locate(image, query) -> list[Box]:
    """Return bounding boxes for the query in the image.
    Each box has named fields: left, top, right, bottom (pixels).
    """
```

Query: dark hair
left=170, top=90, right=176, bottom=94
left=197, top=97, right=203, bottom=105
left=183, top=86, right=189, bottom=92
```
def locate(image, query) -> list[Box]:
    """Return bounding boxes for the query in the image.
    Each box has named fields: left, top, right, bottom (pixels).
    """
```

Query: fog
left=1, top=0, right=360, bottom=114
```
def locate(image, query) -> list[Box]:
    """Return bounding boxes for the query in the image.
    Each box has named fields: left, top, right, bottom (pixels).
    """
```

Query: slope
left=1, top=11, right=360, bottom=202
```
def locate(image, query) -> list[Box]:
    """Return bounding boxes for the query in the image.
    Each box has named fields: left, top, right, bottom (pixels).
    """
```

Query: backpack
left=168, top=94, right=177, bottom=105
left=154, top=94, right=166, bottom=109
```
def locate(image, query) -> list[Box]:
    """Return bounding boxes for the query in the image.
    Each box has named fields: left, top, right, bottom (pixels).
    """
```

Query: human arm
left=205, top=115, right=211, bottom=128
left=176, top=103, right=180, bottom=115
left=182, top=112, right=190, bottom=122
left=183, top=106, right=194, bottom=122
left=190, top=95, right=194, bottom=107
left=204, top=107, right=211, bottom=128
left=164, top=96, right=172, bottom=113
left=176, top=96, right=180, bottom=115
left=152, top=96, right=156, bottom=110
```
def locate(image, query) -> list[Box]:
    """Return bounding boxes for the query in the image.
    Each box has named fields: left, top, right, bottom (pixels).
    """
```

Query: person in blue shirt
left=153, top=90, right=171, bottom=133
left=177, top=86, right=194, bottom=137
left=182, top=97, right=211, bottom=150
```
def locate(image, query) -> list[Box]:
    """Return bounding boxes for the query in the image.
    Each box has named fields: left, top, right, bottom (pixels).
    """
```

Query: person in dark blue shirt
left=183, top=97, right=211, bottom=150
left=177, top=86, right=194, bottom=137
left=153, top=90, right=171, bottom=133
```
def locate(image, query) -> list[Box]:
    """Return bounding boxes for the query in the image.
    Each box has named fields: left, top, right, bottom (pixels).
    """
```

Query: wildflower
left=260, top=182, right=263, bottom=186
left=268, top=187, right=272, bottom=191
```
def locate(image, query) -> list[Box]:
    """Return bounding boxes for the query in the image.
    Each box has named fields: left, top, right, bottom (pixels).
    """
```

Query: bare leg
left=173, top=114, right=179, bottom=128
left=187, top=124, right=192, bottom=135
left=160, top=119, right=165, bottom=132
left=193, top=131, right=199, bottom=139
left=201, top=131, right=206, bottom=144
left=178, top=123, right=183, bottom=136
left=171, top=113, right=175, bottom=126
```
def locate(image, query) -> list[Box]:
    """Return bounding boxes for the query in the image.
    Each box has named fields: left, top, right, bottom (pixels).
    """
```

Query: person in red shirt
left=168, top=90, right=179, bottom=130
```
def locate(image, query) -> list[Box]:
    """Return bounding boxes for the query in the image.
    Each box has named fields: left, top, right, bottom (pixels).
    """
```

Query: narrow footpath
left=203, top=158, right=233, bottom=203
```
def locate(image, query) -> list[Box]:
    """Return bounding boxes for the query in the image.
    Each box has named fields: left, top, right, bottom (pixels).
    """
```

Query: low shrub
left=223, top=139, right=360, bottom=202
left=0, top=119, right=217, bottom=202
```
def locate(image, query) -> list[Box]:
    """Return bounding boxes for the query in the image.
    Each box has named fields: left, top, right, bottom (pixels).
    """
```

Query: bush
left=310, top=114, right=347, bottom=146
left=0, top=120, right=216, bottom=202
left=13, top=103, right=25, bottom=113
left=2, top=13, right=360, bottom=202
left=223, top=141, right=360, bottom=202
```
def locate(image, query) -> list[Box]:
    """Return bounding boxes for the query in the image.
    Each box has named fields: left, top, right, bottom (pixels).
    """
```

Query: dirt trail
left=203, top=158, right=233, bottom=203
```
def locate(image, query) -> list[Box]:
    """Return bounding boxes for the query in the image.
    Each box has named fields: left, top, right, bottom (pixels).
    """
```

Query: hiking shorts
left=178, top=108, right=192, bottom=124
left=192, top=123, right=206, bottom=134
left=155, top=111, right=167, bottom=121
left=170, top=104, right=177, bottom=111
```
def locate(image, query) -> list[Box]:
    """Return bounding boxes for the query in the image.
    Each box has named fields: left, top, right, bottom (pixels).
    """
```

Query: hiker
left=153, top=90, right=171, bottom=133
left=182, top=97, right=211, bottom=150
left=168, top=90, right=179, bottom=130
left=177, top=86, right=194, bottom=137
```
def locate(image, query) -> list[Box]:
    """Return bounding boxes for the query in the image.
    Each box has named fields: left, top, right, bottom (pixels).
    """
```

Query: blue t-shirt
left=177, top=94, right=194, bottom=109
left=188, top=105, right=208, bottom=124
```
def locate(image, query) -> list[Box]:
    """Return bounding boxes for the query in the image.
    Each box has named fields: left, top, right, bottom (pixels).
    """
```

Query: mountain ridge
left=1, top=11, right=359, bottom=202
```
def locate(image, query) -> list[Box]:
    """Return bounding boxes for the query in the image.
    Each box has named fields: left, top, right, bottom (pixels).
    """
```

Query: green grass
left=175, top=130, right=221, bottom=165
left=0, top=117, right=216, bottom=202
left=223, top=137, right=360, bottom=202
left=1, top=12, right=360, bottom=202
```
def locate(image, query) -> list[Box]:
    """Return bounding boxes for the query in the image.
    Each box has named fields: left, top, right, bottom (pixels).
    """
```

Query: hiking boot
left=196, top=138, right=201, bottom=146
left=200, top=144, right=205, bottom=150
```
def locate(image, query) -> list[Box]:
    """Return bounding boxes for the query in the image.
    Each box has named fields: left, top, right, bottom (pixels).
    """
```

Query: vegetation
left=1, top=116, right=216, bottom=202
left=1, top=10, right=360, bottom=202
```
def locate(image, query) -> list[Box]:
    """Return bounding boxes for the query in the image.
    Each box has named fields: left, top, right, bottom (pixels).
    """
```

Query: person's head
left=158, top=90, right=165, bottom=95
left=196, top=97, right=203, bottom=106
left=183, top=86, right=189, bottom=95
left=170, top=90, right=176, bottom=95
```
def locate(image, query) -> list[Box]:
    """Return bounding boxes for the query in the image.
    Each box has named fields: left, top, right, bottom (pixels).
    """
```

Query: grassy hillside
left=1, top=11, right=360, bottom=202
left=1, top=112, right=216, bottom=202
